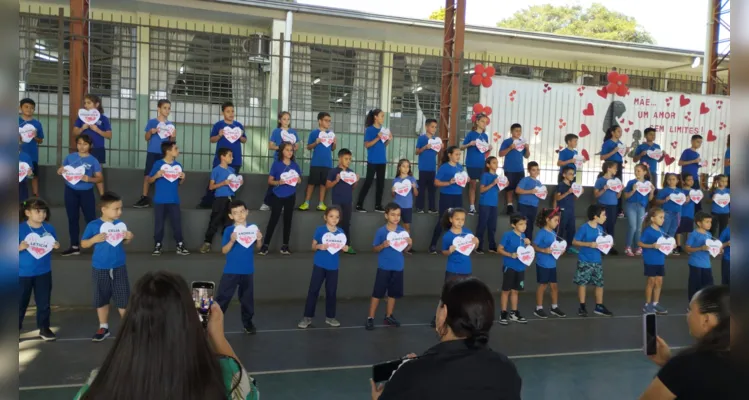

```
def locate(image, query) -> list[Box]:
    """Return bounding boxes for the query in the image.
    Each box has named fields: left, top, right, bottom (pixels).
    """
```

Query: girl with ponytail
left=637, top=207, right=669, bottom=315
left=429, top=146, right=465, bottom=254
left=532, top=207, right=566, bottom=319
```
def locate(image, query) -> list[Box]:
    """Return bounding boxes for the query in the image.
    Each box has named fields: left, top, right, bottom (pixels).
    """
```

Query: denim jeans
left=663, top=210, right=680, bottom=238
left=625, top=202, right=646, bottom=248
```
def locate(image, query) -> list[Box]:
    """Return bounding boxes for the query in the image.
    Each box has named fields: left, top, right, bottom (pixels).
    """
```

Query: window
left=390, top=54, right=441, bottom=135
left=168, top=34, right=233, bottom=103
left=508, top=66, right=532, bottom=78
left=542, top=68, right=573, bottom=83
left=21, top=16, right=69, bottom=94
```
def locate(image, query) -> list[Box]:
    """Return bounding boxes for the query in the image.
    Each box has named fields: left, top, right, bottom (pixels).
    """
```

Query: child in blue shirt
left=557, top=133, right=582, bottom=178
left=685, top=212, right=715, bottom=302
left=135, top=99, right=175, bottom=208
left=709, top=174, right=730, bottom=237
left=327, top=148, right=358, bottom=254
left=623, top=164, right=654, bottom=256
left=356, top=109, right=390, bottom=213
left=301, top=112, right=335, bottom=211
left=638, top=208, right=670, bottom=315
left=675, top=173, right=697, bottom=255
left=678, top=134, right=704, bottom=190
left=19, top=198, right=59, bottom=341
left=73, top=94, right=112, bottom=196
left=263, top=111, right=300, bottom=210
left=461, top=113, right=492, bottom=214
left=572, top=205, right=613, bottom=317
left=81, top=192, right=134, bottom=341
left=392, top=159, right=418, bottom=250
left=414, top=118, right=439, bottom=213
left=148, top=142, right=189, bottom=256
left=366, top=203, right=412, bottom=331
left=260, top=142, right=302, bottom=256
left=475, top=156, right=500, bottom=254
left=594, top=161, right=622, bottom=255
left=198, top=101, right=246, bottom=208
left=200, top=148, right=237, bottom=253
left=19, top=150, right=33, bottom=202
left=429, top=146, right=465, bottom=254
left=497, top=214, right=532, bottom=325
left=632, top=127, right=663, bottom=185
left=217, top=200, right=263, bottom=334
left=555, top=166, right=579, bottom=254
left=57, top=134, right=103, bottom=256
left=719, top=225, right=730, bottom=285
left=498, top=123, right=530, bottom=215
left=19, top=98, right=44, bottom=197
left=514, top=161, right=545, bottom=239
left=298, top=206, right=349, bottom=329
left=600, top=126, right=626, bottom=217
left=655, top=173, right=683, bottom=239
left=533, top=208, right=567, bottom=319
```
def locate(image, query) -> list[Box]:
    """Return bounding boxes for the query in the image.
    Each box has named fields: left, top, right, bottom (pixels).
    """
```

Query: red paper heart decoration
left=579, top=124, right=591, bottom=138
left=582, top=103, right=594, bottom=116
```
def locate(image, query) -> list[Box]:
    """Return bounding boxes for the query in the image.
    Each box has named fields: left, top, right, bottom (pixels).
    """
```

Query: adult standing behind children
left=461, top=114, right=492, bottom=215
left=134, top=99, right=176, bottom=208
left=262, top=111, right=299, bottom=211
left=499, top=123, right=531, bottom=215
left=356, top=109, right=391, bottom=213
left=414, top=119, right=439, bottom=214
left=148, top=142, right=190, bottom=256
left=299, top=112, right=335, bottom=211
left=73, top=94, right=112, bottom=196
left=19, top=98, right=44, bottom=198
left=198, top=102, right=246, bottom=209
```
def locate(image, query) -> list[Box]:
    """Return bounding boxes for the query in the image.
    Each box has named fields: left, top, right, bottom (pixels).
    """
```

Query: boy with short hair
left=198, top=101, right=246, bottom=208
left=81, top=192, right=134, bottom=341
left=514, top=161, right=545, bottom=239
left=135, top=99, right=176, bottom=208
left=326, top=148, right=358, bottom=254
left=414, top=119, right=440, bottom=214
left=200, top=148, right=237, bottom=253
left=499, top=123, right=531, bottom=215
left=571, top=205, right=613, bottom=318
left=556, top=166, right=579, bottom=254
left=557, top=133, right=580, bottom=179
left=684, top=212, right=715, bottom=302
left=217, top=200, right=263, bottom=334
left=633, top=127, right=662, bottom=185
left=19, top=98, right=44, bottom=197
left=678, top=134, right=704, bottom=190
left=300, top=112, right=336, bottom=211
left=148, top=141, right=189, bottom=256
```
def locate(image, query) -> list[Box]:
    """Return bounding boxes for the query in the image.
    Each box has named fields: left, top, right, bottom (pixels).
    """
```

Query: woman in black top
left=640, top=285, right=738, bottom=399
left=371, top=278, right=522, bottom=400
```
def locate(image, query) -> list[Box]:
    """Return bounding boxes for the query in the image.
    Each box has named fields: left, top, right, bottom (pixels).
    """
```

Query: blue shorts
left=536, top=266, right=558, bottom=284
left=144, top=152, right=164, bottom=176
left=505, top=171, right=525, bottom=191
left=400, top=208, right=413, bottom=224
left=31, top=162, right=39, bottom=176
left=372, top=269, right=404, bottom=299
left=467, top=167, right=483, bottom=180
left=644, top=264, right=665, bottom=277
left=91, top=266, right=130, bottom=309
left=677, top=217, right=694, bottom=234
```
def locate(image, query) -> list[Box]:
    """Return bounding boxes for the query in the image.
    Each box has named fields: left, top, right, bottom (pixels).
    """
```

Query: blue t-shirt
left=19, top=222, right=57, bottom=277
left=62, top=153, right=102, bottom=191
left=221, top=224, right=257, bottom=275
left=601, top=139, right=624, bottom=163
left=19, top=152, right=32, bottom=184
left=635, top=143, right=661, bottom=175
left=640, top=226, right=666, bottom=266
left=144, top=118, right=174, bottom=154
left=373, top=225, right=406, bottom=271
left=534, top=228, right=557, bottom=269
left=711, top=188, right=730, bottom=214
left=74, top=114, right=112, bottom=149
left=657, top=187, right=683, bottom=213
left=211, top=165, right=237, bottom=198
left=686, top=230, right=712, bottom=269
left=680, top=148, right=701, bottom=181
left=149, top=159, right=182, bottom=204
left=719, top=227, right=730, bottom=261
left=574, top=222, right=605, bottom=263
left=725, top=148, right=730, bottom=176
left=500, top=231, right=527, bottom=272
left=269, top=128, right=299, bottom=147
left=681, top=188, right=696, bottom=219
left=210, top=120, right=246, bottom=166
left=313, top=225, right=345, bottom=270
left=269, top=160, right=302, bottom=199
left=464, top=131, right=490, bottom=168
left=594, top=176, right=619, bottom=206
left=442, top=228, right=474, bottom=274
left=479, top=172, right=499, bottom=207
left=307, top=129, right=334, bottom=168
left=499, top=137, right=525, bottom=173
left=416, top=134, right=438, bottom=172
left=557, top=148, right=577, bottom=173
left=518, top=177, right=542, bottom=207
left=328, top=167, right=354, bottom=205
left=436, top=163, right=464, bottom=195
left=18, top=117, right=44, bottom=162
left=625, top=179, right=650, bottom=208
left=393, top=176, right=418, bottom=210
left=556, top=181, right=575, bottom=211
left=82, top=219, right=127, bottom=269
left=364, top=125, right=387, bottom=165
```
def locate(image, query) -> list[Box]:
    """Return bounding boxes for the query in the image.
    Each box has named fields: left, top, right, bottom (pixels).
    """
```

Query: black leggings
left=711, top=213, right=729, bottom=237
left=357, top=163, right=386, bottom=208
left=265, top=194, right=295, bottom=246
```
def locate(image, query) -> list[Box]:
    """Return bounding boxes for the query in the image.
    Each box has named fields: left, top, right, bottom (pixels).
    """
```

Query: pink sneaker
left=625, top=247, right=635, bottom=257
left=635, top=247, right=643, bottom=256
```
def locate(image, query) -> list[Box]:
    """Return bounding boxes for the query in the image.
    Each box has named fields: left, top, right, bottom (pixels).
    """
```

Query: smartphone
left=644, top=313, right=657, bottom=355
left=191, top=281, right=215, bottom=327
left=372, top=359, right=406, bottom=383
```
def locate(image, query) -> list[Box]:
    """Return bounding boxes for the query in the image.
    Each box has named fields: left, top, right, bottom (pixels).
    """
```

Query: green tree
left=429, top=7, right=446, bottom=21
left=497, top=3, right=655, bottom=44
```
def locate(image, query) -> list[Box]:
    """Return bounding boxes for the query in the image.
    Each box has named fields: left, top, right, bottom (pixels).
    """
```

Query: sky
left=297, top=0, right=727, bottom=52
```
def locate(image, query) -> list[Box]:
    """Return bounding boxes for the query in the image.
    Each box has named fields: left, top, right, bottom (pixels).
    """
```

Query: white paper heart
left=571, top=183, right=583, bottom=198
left=387, top=231, right=410, bottom=252
left=234, top=224, right=259, bottom=248
left=226, top=174, right=243, bottom=192
left=607, top=178, right=623, bottom=193
left=517, top=245, right=535, bottom=266
left=534, top=185, right=548, bottom=200
left=713, top=193, right=730, bottom=208
left=280, top=170, right=300, bottom=187
left=689, top=189, right=704, bottom=204
left=706, top=239, right=722, bottom=258
left=24, top=233, right=55, bottom=259
left=596, top=235, right=614, bottom=254
left=100, top=222, right=127, bottom=247
left=222, top=127, right=243, bottom=143
left=475, top=139, right=489, bottom=153
left=62, top=165, right=85, bottom=186
left=656, top=236, right=676, bottom=256
left=393, top=180, right=412, bottom=196
left=379, top=128, right=391, bottom=143
left=19, top=162, right=31, bottom=182
left=573, top=154, right=585, bottom=168
left=454, top=171, right=469, bottom=188
left=319, top=131, right=335, bottom=147
left=19, top=124, right=36, bottom=143
left=617, top=143, right=627, bottom=157
left=280, top=130, right=297, bottom=144
left=428, top=137, right=442, bottom=153
left=635, top=181, right=652, bottom=196
left=452, top=234, right=476, bottom=256
left=160, top=164, right=182, bottom=182
left=513, top=139, right=526, bottom=153
left=646, top=149, right=663, bottom=160
left=550, top=240, right=567, bottom=260
left=156, top=122, right=176, bottom=139
left=340, top=171, right=357, bottom=185
left=78, top=108, right=100, bottom=125
left=669, top=192, right=687, bottom=206
left=497, top=175, right=509, bottom=191
left=322, top=232, right=347, bottom=254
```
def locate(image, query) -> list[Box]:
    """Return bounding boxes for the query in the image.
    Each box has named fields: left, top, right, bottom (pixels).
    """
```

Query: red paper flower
left=605, top=70, right=630, bottom=97
left=471, top=64, right=495, bottom=88
left=471, top=103, right=492, bottom=124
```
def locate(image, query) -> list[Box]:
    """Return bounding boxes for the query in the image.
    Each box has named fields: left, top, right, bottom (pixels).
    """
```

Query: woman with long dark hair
left=74, top=271, right=258, bottom=400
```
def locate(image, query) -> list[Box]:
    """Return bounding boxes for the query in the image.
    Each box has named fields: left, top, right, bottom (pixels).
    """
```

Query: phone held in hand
left=644, top=313, right=657, bottom=355
left=192, top=281, right=215, bottom=328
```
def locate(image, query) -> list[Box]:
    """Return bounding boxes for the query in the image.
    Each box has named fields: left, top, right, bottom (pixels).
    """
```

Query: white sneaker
left=259, top=204, right=271, bottom=211
left=297, top=317, right=312, bottom=329
left=325, top=318, right=341, bottom=327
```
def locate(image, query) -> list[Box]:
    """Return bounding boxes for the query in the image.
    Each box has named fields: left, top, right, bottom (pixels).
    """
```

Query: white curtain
left=289, top=44, right=313, bottom=130
left=405, top=55, right=425, bottom=135
left=19, top=16, right=39, bottom=89
left=149, top=30, right=194, bottom=96
left=349, top=51, right=380, bottom=132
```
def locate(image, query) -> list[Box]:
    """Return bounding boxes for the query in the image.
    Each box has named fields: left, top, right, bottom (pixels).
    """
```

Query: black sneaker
left=92, top=327, right=110, bottom=342
left=430, top=316, right=436, bottom=328
left=468, top=206, right=476, bottom=215
left=176, top=243, right=190, bottom=255
left=374, top=205, right=385, bottom=213
left=499, top=311, right=509, bottom=325
left=506, top=205, right=515, bottom=215
left=475, top=249, right=485, bottom=255
left=533, top=308, right=548, bottom=319
left=578, top=306, right=588, bottom=317
left=673, top=246, right=682, bottom=256
left=61, top=247, right=80, bottom=256
left=152, top=243, right=162, bottom=256
left=39, top=327, right=57, bottom=341
left=133, top=196, right=150, bottom=208
left=550, top=307, right=567, bottom=318
left=488, top=248, right=498, bottom=254
left=384, top=315, right=401, bottom=327
left=509, top=311, right=527, bottom=324
left=196, top=202, right=213, bottom=210
left=355, top=205, right=367, bottom=213
left=594, top=304, right=613, bottom=317
left=429, top=246, right=438, bottom=255
left=280, top=245, right=291, bottom=255
left=617, top=211, right=625, bottom=219
left=365, top=317, right=375, bottom=330
left=609, top=248, right=619, bottom=256
left=258, top=245, right=269, bottom=256
left=244, top=323, right=257, bottom=335
left=428, top=209, right=438, bottom=214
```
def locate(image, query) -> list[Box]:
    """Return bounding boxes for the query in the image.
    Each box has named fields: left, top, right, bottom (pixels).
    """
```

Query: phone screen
left=644, top=313, right=657, bottom=355
left=192, top=281, right=215, bottom=327
left=372, top=359, right=405, bottom=383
